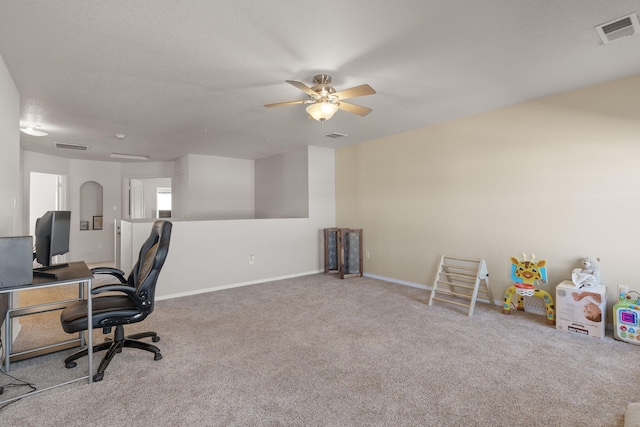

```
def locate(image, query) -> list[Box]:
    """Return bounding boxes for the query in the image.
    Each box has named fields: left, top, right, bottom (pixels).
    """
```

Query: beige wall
left=336, top=74, right=640, bottom=315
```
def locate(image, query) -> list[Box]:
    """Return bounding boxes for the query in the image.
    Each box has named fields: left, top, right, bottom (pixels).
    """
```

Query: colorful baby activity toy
left=501, top=253, right=555, bottom=325
left=614, top=289, right=640, bottom=345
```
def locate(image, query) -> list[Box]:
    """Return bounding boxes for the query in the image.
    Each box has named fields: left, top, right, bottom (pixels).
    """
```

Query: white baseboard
left=156, top=270, right=615, bottom=332
left=364, top=273, right=428, bottom=290
left=364, top=273, right=616, bottom=330
left=157, top=269, right=323, bottom=301
left=363, top=272, right=548, bottom=313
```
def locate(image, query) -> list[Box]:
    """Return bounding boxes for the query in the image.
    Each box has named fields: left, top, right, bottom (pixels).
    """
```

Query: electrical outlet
left=366, top=251, right=370, bottom=259
left=618, top=284, right=629, bottom=296
left=249, top=254, right=255, bottom=265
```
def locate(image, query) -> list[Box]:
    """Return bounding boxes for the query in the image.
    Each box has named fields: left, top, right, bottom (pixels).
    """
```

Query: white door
left=114, top=219, right=121, bottom=269
left=130, top=179, right=144, bottom=219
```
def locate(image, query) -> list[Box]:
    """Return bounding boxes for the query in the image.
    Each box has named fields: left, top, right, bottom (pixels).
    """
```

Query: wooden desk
left=1, top=261, right=94, bottom=404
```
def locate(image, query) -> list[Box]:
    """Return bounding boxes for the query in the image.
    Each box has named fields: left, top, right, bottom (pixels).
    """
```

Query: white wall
left=173, top=156, right=188, bottom=218
left=22, top=147, right=313, bottom=264
left=122, top=146, right=336, bottom=299
left=120, top=161, right=175, bottom=220
left=0, top=54, right=21, bottom=237
left=23, top=152, right=122, bottom=263
left=29, top=172, right=59, bottom=236
left=0, top=53, right=21, bottom=343
left=22, top=151, right=70, bottom=236
left=182, top=154, right=255, bottom=219
left=69, top=159, right=121, bottom=263
left=308, top=146, right=336, bottom=224
left=255, top=146, right=309, bottom=218
left=121, top=161, right=175, bottom=178
left=141, top=177, right=171, bottom=218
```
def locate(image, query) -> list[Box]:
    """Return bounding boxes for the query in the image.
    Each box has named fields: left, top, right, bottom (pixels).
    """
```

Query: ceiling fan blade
left=338, top=101, right=373, bottom=116
left=286, top=80, right=318, bottom=97
left=337, top=101, right=372, bottom=116
left=333, top=84, right=376, bottom=100
left=264, top=100, right=307, bottom=108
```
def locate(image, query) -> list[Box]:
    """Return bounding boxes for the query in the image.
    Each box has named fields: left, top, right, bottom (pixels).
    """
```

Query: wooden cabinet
left=324, top=228, right=363, bottom=279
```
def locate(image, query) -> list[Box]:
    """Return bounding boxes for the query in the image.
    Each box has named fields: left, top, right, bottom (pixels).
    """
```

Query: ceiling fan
left=264, top=74, right=376, bottom=122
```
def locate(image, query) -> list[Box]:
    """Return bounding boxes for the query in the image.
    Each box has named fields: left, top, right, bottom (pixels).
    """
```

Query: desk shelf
left=7, top=283, right=85, bottom=364
left=0, top=261, right=94, bottom=405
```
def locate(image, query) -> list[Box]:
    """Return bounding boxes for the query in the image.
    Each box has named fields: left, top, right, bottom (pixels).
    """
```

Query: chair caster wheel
left=93, top=373, right=104, bottom=382
left=65, top=361, right=77, bottom=369
left=152, top=336, right=160, bottom=342
left=154, top=353, right=162, bottom=361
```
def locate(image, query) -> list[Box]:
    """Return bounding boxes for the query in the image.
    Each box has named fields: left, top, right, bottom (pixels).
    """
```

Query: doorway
left=130, top=179, right=144, bottom=219
left=29, top=172, right=68, bottom=265
left=29, top=172, right=67, bottom=236
left=156, top=187, right=172, bottom=218
left=123, top=177, right=172, bottom=219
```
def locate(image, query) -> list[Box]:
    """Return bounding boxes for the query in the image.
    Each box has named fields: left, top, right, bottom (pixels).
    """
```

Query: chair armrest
left=91, top=267, right=127, bottom=284
left=92, top=284, right=136, bottom=295
left=91, top=284, right=152, bottom=310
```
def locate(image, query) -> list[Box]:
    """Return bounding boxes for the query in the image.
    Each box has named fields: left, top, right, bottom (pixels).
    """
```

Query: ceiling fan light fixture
left=306, top=102, right=338, bottom=122
left=20, top=126, right=48, bottom=136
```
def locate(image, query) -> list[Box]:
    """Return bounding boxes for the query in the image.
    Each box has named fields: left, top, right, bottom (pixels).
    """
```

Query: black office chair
left=60, top=220, right=172, bottom=382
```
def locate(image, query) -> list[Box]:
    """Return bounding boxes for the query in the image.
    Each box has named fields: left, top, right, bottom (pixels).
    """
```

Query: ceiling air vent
left=595, top=13, right=640, bottom=44
left=53, top=142, right=90, bottom=151
left=324, top=132, right=348, bottom=139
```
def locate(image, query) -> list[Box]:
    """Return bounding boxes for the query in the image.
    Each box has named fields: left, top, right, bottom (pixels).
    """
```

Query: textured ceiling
left=1, top=1, right=640, bottom=162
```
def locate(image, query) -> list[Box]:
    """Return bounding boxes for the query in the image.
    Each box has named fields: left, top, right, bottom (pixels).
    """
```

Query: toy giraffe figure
left=511, top=253, right=547, bottom=287
left=502, top=253, right=555, bottom=325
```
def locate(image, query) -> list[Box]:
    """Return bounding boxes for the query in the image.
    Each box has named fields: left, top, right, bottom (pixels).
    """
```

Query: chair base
left=65, top=325, right=162, bottom=382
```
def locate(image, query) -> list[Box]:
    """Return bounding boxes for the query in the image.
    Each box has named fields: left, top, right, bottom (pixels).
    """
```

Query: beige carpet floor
left=1, top=273, right=638, bottom=426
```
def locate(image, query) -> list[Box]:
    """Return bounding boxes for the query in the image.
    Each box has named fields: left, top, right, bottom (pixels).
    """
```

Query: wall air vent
left=596, top=13, right=640, bottom=44
left=324, top=132, right=349, bottom=139
left=53, top=142, right=90, bottom=151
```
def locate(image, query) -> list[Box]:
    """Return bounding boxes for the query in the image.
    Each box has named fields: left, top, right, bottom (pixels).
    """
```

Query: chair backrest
left=127, top=220, right=172, bottom=314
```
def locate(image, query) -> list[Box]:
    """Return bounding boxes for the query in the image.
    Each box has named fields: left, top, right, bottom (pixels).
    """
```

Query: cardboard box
left=556, top=280, right=606, bottom=338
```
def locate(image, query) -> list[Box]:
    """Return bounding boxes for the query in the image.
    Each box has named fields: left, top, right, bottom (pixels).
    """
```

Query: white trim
left=157, top=269, right=323, bottom=301
left=155, top=269, right=617, bottom=332
left=364, top=273, right=428, bottom=290
left=364, top=272, right=515, bottom=309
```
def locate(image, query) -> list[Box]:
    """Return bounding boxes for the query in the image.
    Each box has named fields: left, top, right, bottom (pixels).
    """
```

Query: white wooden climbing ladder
left=428, top=256, right=494, bottom=316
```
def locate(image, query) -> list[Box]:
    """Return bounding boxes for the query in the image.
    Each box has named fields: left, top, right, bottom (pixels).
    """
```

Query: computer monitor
left=34, top=210, right=71, bottom=268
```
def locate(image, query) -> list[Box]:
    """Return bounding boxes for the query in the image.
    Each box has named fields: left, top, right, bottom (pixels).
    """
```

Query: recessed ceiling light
left=115, top=133, right=126, bottom=139
left=20, top=126, right=48, bottom=136
left=110, top=153, right=150, bottom=160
